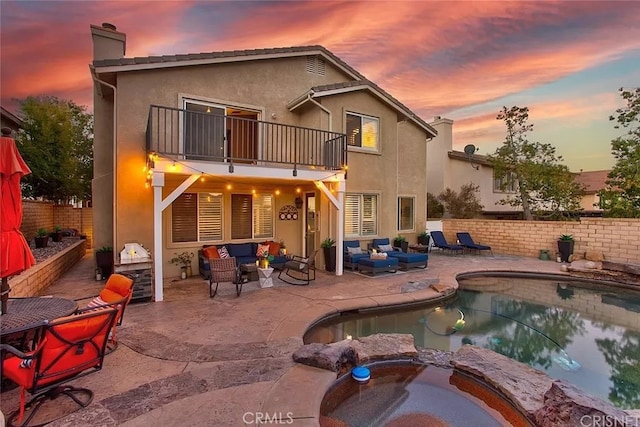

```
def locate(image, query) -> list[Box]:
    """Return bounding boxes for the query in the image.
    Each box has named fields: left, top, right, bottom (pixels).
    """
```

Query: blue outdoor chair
left=430, top=231, right=464, bottom=254
left=456, top=232, right=493, bottom=256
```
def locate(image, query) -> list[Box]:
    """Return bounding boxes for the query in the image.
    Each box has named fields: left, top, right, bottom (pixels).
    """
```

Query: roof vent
left=433, top=116, right=441, bottom=120
left=102, top=22, right=117, bottom=31
left=306, top=56, right=326, bottom=76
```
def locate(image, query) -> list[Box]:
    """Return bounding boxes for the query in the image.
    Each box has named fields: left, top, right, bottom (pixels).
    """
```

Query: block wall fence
left=442, top=218, right=639, bottom=264
left=21, top=200, right=93, bottom=248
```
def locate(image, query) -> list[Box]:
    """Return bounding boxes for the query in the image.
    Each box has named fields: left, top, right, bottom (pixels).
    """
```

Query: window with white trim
left=231, top=193, right=274, bottom=240
left=345, top=194, right=378, bottom=237
left=172, top=192, right=223, bottom=243
left=346, top=112, right=379, bottom=152
left=493, top=172, right=518, bottom=193
left=398, top=196, right=414, bottom=231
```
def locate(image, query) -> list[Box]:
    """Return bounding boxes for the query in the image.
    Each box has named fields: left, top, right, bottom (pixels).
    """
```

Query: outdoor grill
left=115, top=243, right=153, bottom=302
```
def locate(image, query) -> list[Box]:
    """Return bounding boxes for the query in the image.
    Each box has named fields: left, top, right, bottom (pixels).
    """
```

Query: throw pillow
left=347, top=246, right=362, bottom=255
left=87, top=295, right=108, bottom=309
left=378, top=244, right=393, bottom=252
left=203, top=246, right=220, bottom=259
left=217, top=246, right=230, bottom=259
left=256, top=244, right=270, bottom=257
left=268, top=242, right=281, bottom=256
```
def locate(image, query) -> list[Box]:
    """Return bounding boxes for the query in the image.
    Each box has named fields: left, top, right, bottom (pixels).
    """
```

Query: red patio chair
left=1, top=306, right=118, bottom=426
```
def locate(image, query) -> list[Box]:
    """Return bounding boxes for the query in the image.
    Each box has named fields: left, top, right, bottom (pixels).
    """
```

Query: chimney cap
left=102, top=22, right=117, bottom=31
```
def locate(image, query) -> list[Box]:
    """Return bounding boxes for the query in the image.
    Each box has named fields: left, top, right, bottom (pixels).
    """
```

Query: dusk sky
left=2, top=1, right=639, bottom=172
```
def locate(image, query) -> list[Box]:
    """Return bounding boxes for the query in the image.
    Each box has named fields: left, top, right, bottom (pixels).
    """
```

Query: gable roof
left=1, top=106, right=23, bottom=129
left=92, top=45, right=435, bottom=138
left=574, top=170, right=610, bottom=193
left=288, top=80, right=437, bottom=137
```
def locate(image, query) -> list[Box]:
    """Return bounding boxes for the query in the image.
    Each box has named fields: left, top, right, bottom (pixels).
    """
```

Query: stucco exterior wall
left=442, top=218, right=640, bottom=264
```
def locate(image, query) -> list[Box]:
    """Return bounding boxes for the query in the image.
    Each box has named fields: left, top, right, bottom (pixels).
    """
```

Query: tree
left=598, top=88, right=640, bottom=218
left=16, top=96, right=93, bottom=203
left=489, top=106, right=583, bottom=220
left=426, top=192, right=444, bottom=219
left=437, top=183, right=483, bottom=218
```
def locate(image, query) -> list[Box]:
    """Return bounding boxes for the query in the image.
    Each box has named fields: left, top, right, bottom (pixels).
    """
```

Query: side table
left=257, top=267, right=274, bottom=288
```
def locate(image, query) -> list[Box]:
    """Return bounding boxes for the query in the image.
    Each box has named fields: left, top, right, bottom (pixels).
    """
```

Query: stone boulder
left=293, top=334, right=417, bottom=374
left=585, top=251, right=605, bottom=262
left=452, top=345, right=553, bottom=418
left=350, top=333, right=417, bottom=364
left=534, top=381, right=634, bottom=427
left=292, top=340, right=356, bottom=373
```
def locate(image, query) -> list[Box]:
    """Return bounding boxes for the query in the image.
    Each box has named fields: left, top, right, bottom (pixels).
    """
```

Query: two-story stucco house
left=89, top=23, right=437, bottom=300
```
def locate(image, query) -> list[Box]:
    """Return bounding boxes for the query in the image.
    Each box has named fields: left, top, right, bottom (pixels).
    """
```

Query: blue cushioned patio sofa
left=199, top=242, right=288, bottom=279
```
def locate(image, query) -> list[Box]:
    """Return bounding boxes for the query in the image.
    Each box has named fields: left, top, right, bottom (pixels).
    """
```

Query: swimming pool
left=305, top=276, right=640, bottom=409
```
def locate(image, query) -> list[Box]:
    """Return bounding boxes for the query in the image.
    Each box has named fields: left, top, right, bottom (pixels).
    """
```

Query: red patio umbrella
left=1, top=128, right=36, bottom=314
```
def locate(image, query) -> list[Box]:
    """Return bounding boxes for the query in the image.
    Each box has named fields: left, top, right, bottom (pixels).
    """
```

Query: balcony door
left=184, top=100, right=226, bottom=161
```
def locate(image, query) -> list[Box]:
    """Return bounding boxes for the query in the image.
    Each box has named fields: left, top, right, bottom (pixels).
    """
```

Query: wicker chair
left=209, top=257, right=243, bottom=298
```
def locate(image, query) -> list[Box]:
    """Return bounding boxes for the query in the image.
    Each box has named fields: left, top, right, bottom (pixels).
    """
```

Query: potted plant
left=417, top=230, right=430, bottom=246
left=95, top=246, right=114, bottom=279
left=321, top=237, right=336, bottom=272
left=35, top=228, right=49, bottom=248
left=279, top=240, right=287, bottom=256
left=557, top=234, right=574, bottom=263
left=393, top=235, right=409, bottom=253
left=169, top=251, right=195, bottom=279
left=51, top=225, right=63, bottom=242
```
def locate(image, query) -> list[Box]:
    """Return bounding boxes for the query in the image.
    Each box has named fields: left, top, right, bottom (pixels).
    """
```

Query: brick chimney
left=90, top=22, right=126, bottom=61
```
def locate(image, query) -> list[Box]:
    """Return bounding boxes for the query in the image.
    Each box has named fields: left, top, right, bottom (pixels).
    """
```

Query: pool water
left=305, top=277, right=640, bottom=409
left=321, top=362, right=530, bottom=427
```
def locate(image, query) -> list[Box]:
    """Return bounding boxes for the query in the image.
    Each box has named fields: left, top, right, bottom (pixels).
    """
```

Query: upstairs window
left=493, top=172, right=518, bottom=193
left=346, top=112, right=379, bottom=152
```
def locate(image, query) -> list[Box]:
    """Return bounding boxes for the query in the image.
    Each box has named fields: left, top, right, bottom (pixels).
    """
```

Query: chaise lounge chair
left=456, top=232, right=493, bottom=256
left=430, top=231, right=464, bottom=255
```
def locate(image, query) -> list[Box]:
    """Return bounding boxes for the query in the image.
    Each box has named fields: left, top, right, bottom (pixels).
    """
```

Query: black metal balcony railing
left=146, top=105, right=347, bottom=171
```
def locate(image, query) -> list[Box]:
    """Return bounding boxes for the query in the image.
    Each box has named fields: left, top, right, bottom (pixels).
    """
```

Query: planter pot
left=180, top=266, right=187, bottom=280
left=557, top=240, right=574, bottom=263
left=35, top=236, right=49, bottom=249
left=51, top=232, right=63, bottom=243
left=323, top=246, right=336, bottom=272
left=417, top=236, right=430, bottom=246
left=96, top=251, right=114, bottom=279
left=394, top=240, right=409, bottom=253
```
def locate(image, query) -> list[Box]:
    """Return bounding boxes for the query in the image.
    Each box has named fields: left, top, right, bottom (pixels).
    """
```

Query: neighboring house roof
left=574, top=170, right=610, bottom=194
left=448, top=150, right=492, bottom=166
left=1, top=106, right=23, bottom=129
left=288, top=80, right=437, bottom=138
left=92, top=45, right=436, bottom=138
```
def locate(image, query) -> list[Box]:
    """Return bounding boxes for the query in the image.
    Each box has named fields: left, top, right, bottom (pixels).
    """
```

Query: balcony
left=146, top=105, right=347, bottom=172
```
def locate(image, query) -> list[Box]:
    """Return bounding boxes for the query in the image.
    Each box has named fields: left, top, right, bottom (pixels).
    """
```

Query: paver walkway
left=0, top=250, right=567, bottom=426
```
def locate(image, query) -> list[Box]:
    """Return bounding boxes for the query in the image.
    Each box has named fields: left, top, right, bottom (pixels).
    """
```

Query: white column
left=152, top=171, right=165, bottom=301
left=336, top=180, right=345, bottom=276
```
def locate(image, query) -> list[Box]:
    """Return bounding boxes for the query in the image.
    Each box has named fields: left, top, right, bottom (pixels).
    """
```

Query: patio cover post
left=315, top=179, right=345, bottom=276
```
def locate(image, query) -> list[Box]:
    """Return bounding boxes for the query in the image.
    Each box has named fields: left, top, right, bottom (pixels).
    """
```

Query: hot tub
left=320, top=361, right=531, bottom=427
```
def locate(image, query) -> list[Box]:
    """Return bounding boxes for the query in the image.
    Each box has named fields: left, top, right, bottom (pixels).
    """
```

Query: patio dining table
left=1, top=296, right=78, bottom=337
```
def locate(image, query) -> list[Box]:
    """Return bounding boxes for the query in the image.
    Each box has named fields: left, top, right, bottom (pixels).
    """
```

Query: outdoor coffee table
left=239, top=264, right=259, bottom=281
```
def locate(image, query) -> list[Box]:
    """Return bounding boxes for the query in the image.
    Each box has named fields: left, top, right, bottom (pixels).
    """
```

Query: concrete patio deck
left=0, top=250, right=568, bottom=426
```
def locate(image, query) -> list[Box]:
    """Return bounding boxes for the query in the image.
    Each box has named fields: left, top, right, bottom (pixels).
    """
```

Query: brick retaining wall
left=8, top=240, right=87, bottom=297
left=443, top=218, right=640, bottom=264
left=21, top=201, right=93, bottom=248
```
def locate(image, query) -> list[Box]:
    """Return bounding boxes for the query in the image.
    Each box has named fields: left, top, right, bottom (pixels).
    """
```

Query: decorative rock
left=534, top=381, right=631, bottom=427
left=585, top=251, right=605, bottom=262
left=350, top=333, right=417, bottom=364
left=452, top=345, right=553, bottom=418
left=584, top=261, right=597, bottom=270
left=560, top=265, right=569, bottom=272
left=292, top=340, right=357, bottom=373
